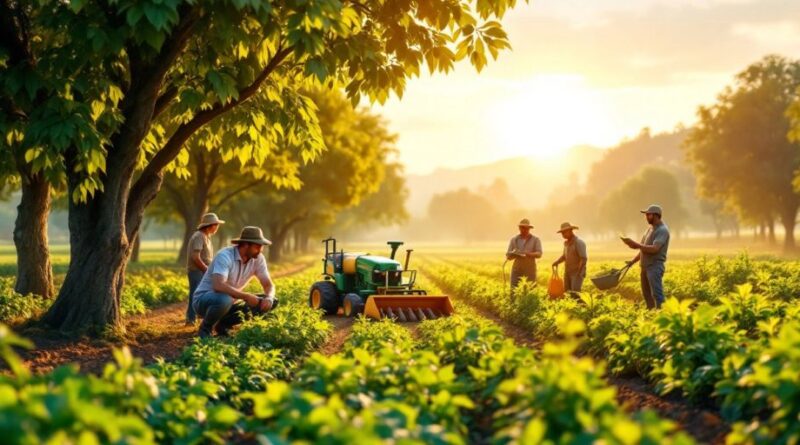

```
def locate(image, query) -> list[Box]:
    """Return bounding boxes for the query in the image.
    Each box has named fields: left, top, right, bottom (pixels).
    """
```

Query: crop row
left=1, top=267, right=695, bottom=444
left=421, top=257, right=800, bottom=444
left=0, top=269, right=329, bottom=444
left=243, top=310, right=692, bottom=444
left=431, top=253, right=800, bottom=303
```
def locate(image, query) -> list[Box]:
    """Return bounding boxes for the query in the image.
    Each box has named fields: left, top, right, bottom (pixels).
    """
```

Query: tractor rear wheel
left=310, top=281, right=340, bottom=315
left=343, top=293, right=365, bottom=317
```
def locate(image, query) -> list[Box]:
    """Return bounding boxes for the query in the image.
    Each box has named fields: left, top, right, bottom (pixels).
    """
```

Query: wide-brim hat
left=518, top=218, right=534, bottom=228
left=556, top=222, right=579, bottom=233
left=231, top=226, right=272, bottom=246
left=197, top=213, right=225, bottom=230
left=640, top=204, right=663, bottom=216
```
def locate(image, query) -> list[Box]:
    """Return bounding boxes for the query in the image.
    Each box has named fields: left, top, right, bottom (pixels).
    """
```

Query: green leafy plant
left=234, top=304, right=331, bottom=360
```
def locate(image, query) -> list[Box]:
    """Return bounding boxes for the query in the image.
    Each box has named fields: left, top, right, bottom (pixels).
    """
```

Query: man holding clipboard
left=620, top=204, right=671, bottom=309
left=506, top=218, right=543, bottom=289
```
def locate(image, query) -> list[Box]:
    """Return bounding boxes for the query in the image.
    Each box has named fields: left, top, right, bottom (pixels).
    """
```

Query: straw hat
left=556, top=222, right=579, bottom=233
left=640, top=204, right=663, bottom=216
left=231, top=226, right=272, bottom=246
left=197, top=213, right=225, bottom=230
left=518, top=218, right=534, bottom=228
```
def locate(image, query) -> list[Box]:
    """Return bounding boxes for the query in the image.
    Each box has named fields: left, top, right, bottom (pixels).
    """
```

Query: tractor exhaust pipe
left=404, top=249, right=413, bottom=270
left=387, top=241, right=404, bottom=260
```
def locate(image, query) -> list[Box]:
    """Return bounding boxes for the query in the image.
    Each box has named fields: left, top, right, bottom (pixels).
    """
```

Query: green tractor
left=308, top=238, right=453, bottom=321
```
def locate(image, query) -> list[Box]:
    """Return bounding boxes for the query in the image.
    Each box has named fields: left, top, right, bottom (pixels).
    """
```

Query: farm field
left=2, top=245, right=800, bottom=444
left=4, top=0, right=800, bottom=443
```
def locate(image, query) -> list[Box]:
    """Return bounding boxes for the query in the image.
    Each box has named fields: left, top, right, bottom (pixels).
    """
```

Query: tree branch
left=211, top=178, right=263, bottom=209
left=141, top=45, right=292, bottom=178
left=109, top=5, right=200, bottom=161
left=153, top=85, right=179, bottom=119
left=278, top=213, right=308, bottom=239
left=102, top=5, right=201, bottom=238
left=125, top=45, right=294, bottom=234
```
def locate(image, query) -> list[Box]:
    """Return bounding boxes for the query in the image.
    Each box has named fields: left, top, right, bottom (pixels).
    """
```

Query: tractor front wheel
left=343, top=293, right=365, bottom=317
left=310, top=281, right=340, bottom=315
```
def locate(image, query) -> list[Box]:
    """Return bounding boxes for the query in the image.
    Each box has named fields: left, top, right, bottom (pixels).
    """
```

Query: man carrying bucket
left=506, top=218, right=543, bottom=289
left=621, top=204, right=671, bottom=309
left=552, top=222, right=587, bottom=293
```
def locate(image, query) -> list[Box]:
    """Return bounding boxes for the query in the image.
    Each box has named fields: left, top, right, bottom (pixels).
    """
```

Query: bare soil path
left=319, top=316, right=354, bottom=355
left=15, top=263, right=312, bottom=374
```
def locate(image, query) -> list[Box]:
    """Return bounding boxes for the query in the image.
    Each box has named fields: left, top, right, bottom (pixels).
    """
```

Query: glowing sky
left=372, top=0, right=800, bottom=174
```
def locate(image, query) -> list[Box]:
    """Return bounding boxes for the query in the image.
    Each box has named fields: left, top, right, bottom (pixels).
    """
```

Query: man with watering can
left=506, top=218, right=543, bottom=289
left=621, top=204, right=671, bottom=309
left=552, top=222, right=587, bottom=293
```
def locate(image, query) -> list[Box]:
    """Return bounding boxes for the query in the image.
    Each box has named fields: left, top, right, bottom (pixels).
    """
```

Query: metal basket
left=591, top=263, right=633, bottom=290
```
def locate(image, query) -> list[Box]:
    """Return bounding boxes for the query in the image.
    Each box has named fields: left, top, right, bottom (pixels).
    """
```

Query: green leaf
left=305, top=59, right=328, bottom=82
left=207, top=71, right=240, bottom=103
left=208, top=405, right=241, bottom=426
left=69, top=0, right=87, bottom=13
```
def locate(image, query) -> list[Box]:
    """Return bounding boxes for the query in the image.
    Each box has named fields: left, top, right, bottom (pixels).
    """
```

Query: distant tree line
left=412, top=55, right=800, bottom=249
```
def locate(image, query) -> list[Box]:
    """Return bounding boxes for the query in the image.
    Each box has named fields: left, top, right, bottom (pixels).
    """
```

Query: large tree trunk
left=172, top=194, right=209, bottom=265
left=40, top=7, right=284, bottom=335
left=768, top=218, right=776, bottom=245
left=781, top=205, right=798, bottom=251
left=13, top=172, right=54, bottom=298
left=300, top=232, right=310, bottom=252
left=293, top=231, right=301, bottom=253
left=173, top=153, right=214, bottom=265
left=44, top=235, right=131, bottom=334
left=711, top=214, right=723, bottom=240
left=268, top=217, right=305, bottom=263
left=177, top=223, right=192, bottom=265
left=42, top=184, right=134, bottom=334
left=268, top=224, right=286, bottom=263
left=131, top=232, right=142, bottom=263
left=40, top=12, right=197, bottom=333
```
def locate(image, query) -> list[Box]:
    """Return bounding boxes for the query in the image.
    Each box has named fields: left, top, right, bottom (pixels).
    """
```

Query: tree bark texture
left=43, top=11, right=290, bottom=334
left=13, top=171, right=54, bottom=298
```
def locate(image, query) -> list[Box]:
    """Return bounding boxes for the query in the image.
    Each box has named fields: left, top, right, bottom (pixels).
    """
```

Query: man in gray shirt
left=185, top=213, right=224, bottom=325
left=622, top=204, right=670, bottom=309
left=506, top=218, right=543, bottom=289
left=552, top=222, right=587, bottom=293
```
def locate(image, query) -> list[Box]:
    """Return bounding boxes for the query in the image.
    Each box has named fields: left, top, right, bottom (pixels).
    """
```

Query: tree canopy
left=685, top=55, right=800, bottom=249
left=598, top=166, right=688, bottom=235
left=225, top=87, right=402, bottom=261
left=0, top=0, right=524, bottom=332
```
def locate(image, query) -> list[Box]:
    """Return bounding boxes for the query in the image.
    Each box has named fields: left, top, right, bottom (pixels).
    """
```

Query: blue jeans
left=193, top=291, right=246, bottom=337
left=641, top=262, right=666, bottom=309
left=186, top=270, right=204, bottom=323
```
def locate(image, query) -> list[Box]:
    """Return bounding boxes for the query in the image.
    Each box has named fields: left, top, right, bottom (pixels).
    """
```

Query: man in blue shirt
left=621, top=204, right=671, bottom=309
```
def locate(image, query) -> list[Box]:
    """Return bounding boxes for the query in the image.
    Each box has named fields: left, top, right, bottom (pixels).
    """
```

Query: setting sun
left=487, top=75, right=617, bottom=159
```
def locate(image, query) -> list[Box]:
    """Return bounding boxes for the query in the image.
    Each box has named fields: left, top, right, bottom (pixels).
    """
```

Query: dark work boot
left=198, top=322, right=213, bottom=338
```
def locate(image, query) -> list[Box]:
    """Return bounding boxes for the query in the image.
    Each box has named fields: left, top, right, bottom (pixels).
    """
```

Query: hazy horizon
left=373, top=0, right=800, bottom=175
